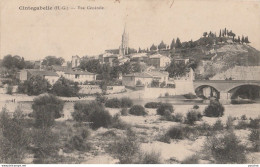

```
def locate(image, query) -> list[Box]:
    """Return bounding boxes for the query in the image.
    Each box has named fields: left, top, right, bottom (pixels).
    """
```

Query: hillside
left=157, top=42, right=260, bottom=79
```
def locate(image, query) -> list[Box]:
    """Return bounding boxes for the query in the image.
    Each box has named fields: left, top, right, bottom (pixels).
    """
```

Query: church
left=99, top=24, right=131, bottom=66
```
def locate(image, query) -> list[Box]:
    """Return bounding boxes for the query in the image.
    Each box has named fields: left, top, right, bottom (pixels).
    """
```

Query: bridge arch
left=195, top=85, right=220, bottom=99
left=228, top=84, right=260, bottom=99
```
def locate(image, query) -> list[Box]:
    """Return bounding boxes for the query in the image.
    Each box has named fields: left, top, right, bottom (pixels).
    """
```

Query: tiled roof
left=26, top=70, right=59, bottom=77
left=64, top=70, right=95, bottom=75
left=124, top=72, right=153, bottom=78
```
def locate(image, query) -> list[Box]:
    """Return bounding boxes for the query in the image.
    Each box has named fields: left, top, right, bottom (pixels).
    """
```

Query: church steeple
left=120, top=23, right=129, bottom=56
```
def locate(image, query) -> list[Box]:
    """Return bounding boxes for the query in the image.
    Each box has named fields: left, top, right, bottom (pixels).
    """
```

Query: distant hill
left=155, top=41, right=260, bottom=79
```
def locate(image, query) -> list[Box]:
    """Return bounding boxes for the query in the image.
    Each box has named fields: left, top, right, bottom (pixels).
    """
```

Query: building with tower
left=119, top=24, right=129, bottom=56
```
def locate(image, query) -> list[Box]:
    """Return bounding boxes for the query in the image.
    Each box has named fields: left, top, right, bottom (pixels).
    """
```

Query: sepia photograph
left=0, top=0, right=259, bottom=165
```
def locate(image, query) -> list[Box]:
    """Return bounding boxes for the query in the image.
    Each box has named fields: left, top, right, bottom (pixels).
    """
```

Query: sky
left=1, top=0, right=260, bottom=61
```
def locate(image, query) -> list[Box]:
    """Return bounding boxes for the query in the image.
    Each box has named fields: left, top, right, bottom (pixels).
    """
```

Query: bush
left=51, top=77, right=80, bottom=97
left=108, top=129, right=140, bottom=164
left=72, top=101, right=113, bottom=129
left=183, top=93, right=197, bottom=99
left=105, top=98, right=121, bottom=108
left=18, top=75, right=51, bottom=96
left=181, top=154, right=199, bottom=164
left=226, top=116, right=234, bottom=130
left=111, top=114, right=130, bottom=130
left=0, top=107, right=29, bottom=163
left=248, top=118, right=260, bottom=129
left=165, top=126, right=184, bottom=139
left=185, top=109, right=202, bottom=125
left=205, top=131, right=246, bottom=163
left=137, top=151, right=161, bottom=164
left=212, top=119, right=224, bottom=131
left=120, top=108, right=128, bottom=116
left=32, top=94, right=64, bottom=128
left=120, top=97, right=133, bottom=108
left=193, top=105, right=199, bottom=109
left=165, top=92, right=169, bottom=97
left=129, top=105, right=147, bottom=116
left=173, top=113, right=184, bottom=122
left=204, top=100, right=224, bottom=117
left=249, top=129, right=260, bottom=151
left=64, top=128, right=91, bottom=152
left=31, top=128, right=59, bottom=163
left=6, top=84, right=13, bottom=95
left=95, top=93, right=107, bottom=104
left=235, top=120, right=249, bottom=130
left=144, top=102, right=162, bottom=108
left=156, top=103, right=174, bottom=116
left=240, top=115, right=247, bottom=120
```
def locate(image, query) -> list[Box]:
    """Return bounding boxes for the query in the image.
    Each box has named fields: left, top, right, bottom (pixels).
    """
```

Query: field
left=1, top=93, right=260, bottom=164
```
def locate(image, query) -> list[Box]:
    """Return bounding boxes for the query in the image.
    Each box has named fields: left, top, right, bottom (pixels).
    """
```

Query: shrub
left=204, top=100, right=224, bottom=117
left=138, top=151, right=161, bottom=164
left=185, top=109, right=202, bottom=125
left=129, top=105, right=147, bottom=116
left=193, top=105, right=199, bottom=109
left=32, top=94, right=64, bottom=128
left=249, top=129, right=260, bottom=151
left=64, top=129, right=91, bottom=152
left=95, top=93, right=107, bottom=104
left=105, top=98, right=121, bottom=108
left=165, top=92, right=169, bottom=97
left=205, top=131, right=246, bottom=163
left=0, top=107, right=29, bottom=163
left=248, top=118, right=260, bottom=129
left=108, top=129, right=140, bottom=164
left=212, top=119, right=224, bottom=131
left=173, top=113, right=184, bottom=122
left=6, top=84, right=13, bottom=95
left=181, top=154, right=199, bottom=164
left=156, top=103, right=174, bottom=116
left=111, top=114, right=130, bottom=130
left=166, top=126, right=184, bottom=139
left=120, top=97, right=133, bottom=108
left=18, top=75, right=51, bottom=96
left=144, top=102, right=162, bottom=108
left=226, top=116, right=234, bottom=130
left=120, top=108, right=128, bottom=116
left=235, top=120, right=249, bottom=130
left=51, top=77, right=80, bottom=97
left=72, top=101, right=112, bottom=129
left=31, top=128, right=59, bottom=163
left=240, top=115, right=247, bottom=120
left=183, top=93, right=197, bottom=99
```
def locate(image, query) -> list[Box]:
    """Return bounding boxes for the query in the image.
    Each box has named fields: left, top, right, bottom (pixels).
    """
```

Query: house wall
left=122, top=76, right=136, bottom=87
left=160, top=57, right=171, bottom=67
left=149, top=58, right=160, bottom=68
left=135, top=77, right=153, bottom=86
left=64, top=74, right=96, bottom=83
left=78, top=85, right=125, bottom=95
left=19, top=70, right=28, bottom=81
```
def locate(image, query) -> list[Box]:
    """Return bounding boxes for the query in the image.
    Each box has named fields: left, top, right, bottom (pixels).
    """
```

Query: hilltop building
left=119, top=24, right=129, bottom=56
left=148, top=54, right=171, bottom=68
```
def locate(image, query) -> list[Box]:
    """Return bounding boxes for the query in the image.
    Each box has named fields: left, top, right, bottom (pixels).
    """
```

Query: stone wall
left=79, top=85, right=126, bottom=95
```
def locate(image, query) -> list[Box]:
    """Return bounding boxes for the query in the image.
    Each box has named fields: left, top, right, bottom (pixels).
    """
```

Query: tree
left=245, top=36, right=250, bottom=44
left=79, top=59, right=101, bottom=74
left=166, top=60, right=187, bottom=78
left=158, top=41, right=167, bottom=50
left=241, top=36, right=245, bottom=44
left=42, top=56, right=65, bottom=66
left=175, top=38, right=182, bottom=48
left=18, top=75, right=51, bottom=96
left=170, top=39, right=175, bottom=50
left=219, top=29, right=222, bottom=37
left=51, top=77, right=80, bottom=97
left=1, top=55, right=25, bottom=70
left=238, top=36, right=241, bottom=43
left=224, top=28, right=227, bottom=36
left=203, top=32, right=208, bottom=37
left=32, top=94, right=64, bottom=128
left=138, top=47, right=141, bottom=53
left=150, top=44, right=157, bottom=51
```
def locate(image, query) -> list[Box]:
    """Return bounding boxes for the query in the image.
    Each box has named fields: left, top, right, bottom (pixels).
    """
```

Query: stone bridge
left=193, top=80, right=260, bottom=101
